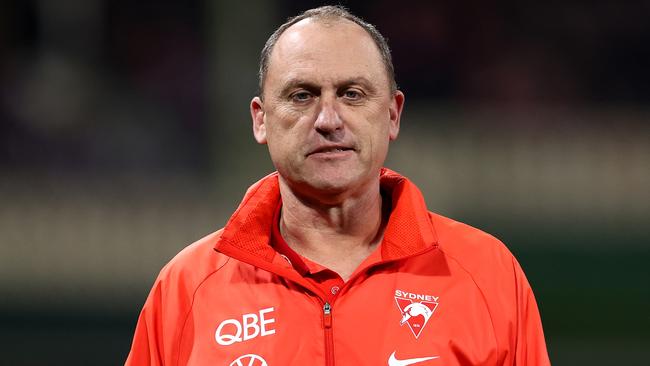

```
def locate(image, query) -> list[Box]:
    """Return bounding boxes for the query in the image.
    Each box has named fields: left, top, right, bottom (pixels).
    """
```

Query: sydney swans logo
left=394, top=290, right=439, bottom=339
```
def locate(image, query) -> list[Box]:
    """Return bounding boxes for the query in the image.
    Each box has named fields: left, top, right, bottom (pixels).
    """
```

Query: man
left=126, top=6, right=550, bottom=366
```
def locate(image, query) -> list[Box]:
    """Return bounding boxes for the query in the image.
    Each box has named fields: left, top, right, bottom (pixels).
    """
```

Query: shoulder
left=428, top=212, right=549, bottom=363
left=429, top=211, right=523, bottom=313
left=429, top=212, right=515, bottom=276
left=429, top=211, right=529, bottom=327
left=155, top=229, right=231, bottom=295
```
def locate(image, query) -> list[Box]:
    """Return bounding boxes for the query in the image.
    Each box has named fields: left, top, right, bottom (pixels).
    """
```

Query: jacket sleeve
left=125, top=279, right=165, bottom=366
left=512, top=258, right=551, bottom=366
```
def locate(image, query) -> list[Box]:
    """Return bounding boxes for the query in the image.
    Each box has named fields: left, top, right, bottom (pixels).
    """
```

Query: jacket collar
left=214, top=168, right=438, bottom=270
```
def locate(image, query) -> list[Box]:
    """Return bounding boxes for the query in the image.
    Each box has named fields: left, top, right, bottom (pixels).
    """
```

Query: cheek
left=264, top=120, right=303, bottom=162
left=362, top=115, right=392, bottom=160
left=274, top=102, right=315, bottom=122
left=370, top=133, right=390, bottom=161
left=264, top=110, right=292, bottom=141
left=363, top=107, right=392, bottom=135
left=266, top=106, right=314, bottom=137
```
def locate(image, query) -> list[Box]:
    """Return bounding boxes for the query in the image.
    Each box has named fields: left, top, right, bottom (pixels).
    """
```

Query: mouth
left=307, top=146, right=355, bottom=156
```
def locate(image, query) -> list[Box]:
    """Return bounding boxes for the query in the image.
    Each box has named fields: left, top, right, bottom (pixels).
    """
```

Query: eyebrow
left=340, top=77, right=378, bottom=94
left=278, top=77, right=379, bottom=97
left=278, top=79, right=319, bottom=97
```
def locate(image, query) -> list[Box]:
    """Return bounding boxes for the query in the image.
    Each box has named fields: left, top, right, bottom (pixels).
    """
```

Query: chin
left=308, top=179, right=351, bottom=193
left=302, top=169, right=369, bottom=195
left=278, top=161, right=378, bottom=199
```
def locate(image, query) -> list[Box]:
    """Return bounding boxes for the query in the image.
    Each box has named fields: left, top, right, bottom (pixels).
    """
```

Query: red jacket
left=126, top=169, right=550, bottom=365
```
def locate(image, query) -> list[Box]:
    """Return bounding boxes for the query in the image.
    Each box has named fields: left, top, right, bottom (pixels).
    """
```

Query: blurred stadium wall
left=1, top=1, right=648, bottom=365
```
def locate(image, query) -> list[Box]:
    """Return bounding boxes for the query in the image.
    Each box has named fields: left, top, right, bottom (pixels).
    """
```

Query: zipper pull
left=323, top=302, right=332, bottom=328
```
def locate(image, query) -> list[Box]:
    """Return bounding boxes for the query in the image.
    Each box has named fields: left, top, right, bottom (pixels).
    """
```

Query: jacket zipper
left=316, top=246, right=438, bottom=366
left=323, top=302, right=334, bottom=366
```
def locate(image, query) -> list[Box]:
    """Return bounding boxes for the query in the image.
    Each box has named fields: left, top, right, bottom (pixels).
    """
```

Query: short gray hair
left=257, top=5, right=397, bottom=96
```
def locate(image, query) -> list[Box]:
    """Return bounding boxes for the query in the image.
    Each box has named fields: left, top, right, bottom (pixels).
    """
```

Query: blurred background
left=1, top=0, right=648, bottom=364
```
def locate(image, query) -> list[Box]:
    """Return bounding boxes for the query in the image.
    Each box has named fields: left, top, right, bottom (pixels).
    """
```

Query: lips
left=307, top=145, right=355, bottom=156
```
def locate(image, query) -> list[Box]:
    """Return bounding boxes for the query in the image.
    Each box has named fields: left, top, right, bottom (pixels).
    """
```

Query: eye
left=290, top=91, right=313, bottom=103
left=342, top=89, right=364, bottom=101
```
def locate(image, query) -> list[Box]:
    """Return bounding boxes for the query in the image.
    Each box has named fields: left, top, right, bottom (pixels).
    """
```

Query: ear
left=388, top=90, right=405, bottom=140
left=251, top=96, right=267, bottom=144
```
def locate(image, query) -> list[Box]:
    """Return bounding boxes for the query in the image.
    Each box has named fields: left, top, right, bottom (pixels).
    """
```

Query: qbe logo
left=215, top=307, right=276, bottom=346
left=229, top=354, right=268, bottom=366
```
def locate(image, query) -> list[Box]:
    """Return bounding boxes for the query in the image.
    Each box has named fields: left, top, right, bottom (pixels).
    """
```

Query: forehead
left=266, top=18, right=388, bottom=90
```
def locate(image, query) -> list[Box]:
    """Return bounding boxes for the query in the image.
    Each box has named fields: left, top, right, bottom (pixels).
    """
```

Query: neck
left=278, top=177, right=386, bottom=280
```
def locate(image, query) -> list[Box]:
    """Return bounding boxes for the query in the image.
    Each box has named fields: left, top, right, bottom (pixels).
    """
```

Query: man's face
left=251, top=18, right=404, bottom=200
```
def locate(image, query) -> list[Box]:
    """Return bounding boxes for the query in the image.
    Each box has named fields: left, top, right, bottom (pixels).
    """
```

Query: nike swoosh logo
left=388, top=351, right=439, bottom=366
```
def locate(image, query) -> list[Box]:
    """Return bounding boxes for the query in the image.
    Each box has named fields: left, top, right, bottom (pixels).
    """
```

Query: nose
left=314, top=95, right=343, bottom=135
